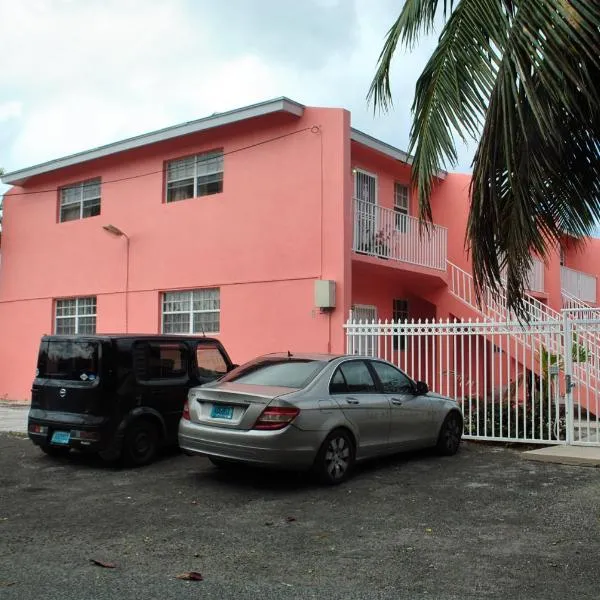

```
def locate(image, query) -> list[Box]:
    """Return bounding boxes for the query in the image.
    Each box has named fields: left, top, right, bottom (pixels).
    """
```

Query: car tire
left=313, top=429, right=356, bottom=485
left=122, top=420, right=160, bottom=467
left=436, top=412, right=463, bottom=456
left=41, top=445, right=70, bottom=458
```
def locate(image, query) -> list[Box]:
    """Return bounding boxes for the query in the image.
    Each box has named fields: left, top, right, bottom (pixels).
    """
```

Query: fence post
left=562, top=310, right=574, bottom=445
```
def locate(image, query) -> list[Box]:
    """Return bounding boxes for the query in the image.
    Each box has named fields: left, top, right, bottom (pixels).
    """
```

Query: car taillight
left=253, top=406, right=300, bottom=430
left=182, top=400, right=191, bottom=421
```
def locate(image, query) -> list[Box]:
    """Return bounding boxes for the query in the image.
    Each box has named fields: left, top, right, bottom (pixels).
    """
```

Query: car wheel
left=123, top=420, right=160, bottom=467
left=41, top=445, right=70, bottom=458
left=436, top=412, right=463, bottom=456
left=314, top=429, right=356, bottom=485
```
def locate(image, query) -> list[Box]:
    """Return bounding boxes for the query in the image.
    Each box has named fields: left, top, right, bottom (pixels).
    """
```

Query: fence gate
left=345, top=314, right=600, bottom=446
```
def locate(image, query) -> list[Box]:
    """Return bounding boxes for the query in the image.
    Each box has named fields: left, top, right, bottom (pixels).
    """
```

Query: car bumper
left=28, top=411, right=111, bottom=453
left=178, top=420, right=321, bottom=469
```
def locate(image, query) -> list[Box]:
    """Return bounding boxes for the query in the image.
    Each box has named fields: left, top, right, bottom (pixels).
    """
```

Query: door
left=369, top=360, right=434, bottom=451
left=134, top=341, right=191, bottom=441
left=351, top=305, right=378, bottom=356
left=329, top=360, right=390, bottom=458
left=354, top=169, right=377, bottom=254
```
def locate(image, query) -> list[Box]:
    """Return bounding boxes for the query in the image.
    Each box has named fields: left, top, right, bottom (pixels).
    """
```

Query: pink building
left=0, top=97, right=598, bottom=403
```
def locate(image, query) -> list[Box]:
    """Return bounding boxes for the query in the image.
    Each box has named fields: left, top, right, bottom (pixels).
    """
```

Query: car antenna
left=200, top=322, right=206, bottom=337
left=287, top=350, right=293, bottom=358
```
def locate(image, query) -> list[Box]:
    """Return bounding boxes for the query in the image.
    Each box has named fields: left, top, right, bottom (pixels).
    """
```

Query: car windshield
left=220, top=359, right=327, bottom=389
left=37, top=340, right=100, bottom=382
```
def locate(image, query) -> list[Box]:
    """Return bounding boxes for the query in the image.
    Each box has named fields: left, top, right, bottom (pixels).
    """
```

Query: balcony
left=561, top=266, right=597, bottom=303
left=352, top=198, right=447, bottom=271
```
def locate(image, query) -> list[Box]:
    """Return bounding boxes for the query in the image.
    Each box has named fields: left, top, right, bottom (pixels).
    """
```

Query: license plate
left=51, top=430, right=71, bottom=445
left=210, top=405, right=234, bottom=420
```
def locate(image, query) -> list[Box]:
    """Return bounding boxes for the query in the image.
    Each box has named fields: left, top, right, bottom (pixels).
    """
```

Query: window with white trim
left=162, top=289, right=220, bottom=334
left=55, top=297, right=97, bottom=334
left=59, top=179, right=101, bottom=223
left=166, top=151, right=224, bottom=202
left=394, top=183, right=409, bottom=232
left=393, top=299, right=409, bottom=351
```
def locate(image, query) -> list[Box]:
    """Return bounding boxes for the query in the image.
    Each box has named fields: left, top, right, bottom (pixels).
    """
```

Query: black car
left=28, top=334, right=236, bottom=466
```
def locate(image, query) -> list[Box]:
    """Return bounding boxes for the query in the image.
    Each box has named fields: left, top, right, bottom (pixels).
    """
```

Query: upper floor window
left=162, top=288, right=220, bottom=334
left=394, top=183, right=409, bottom=231
left=59, top=178, right=101, bottom=222
left=55, top=296, right=97, bottom=335
left=166, top=151, right=224, bottom=203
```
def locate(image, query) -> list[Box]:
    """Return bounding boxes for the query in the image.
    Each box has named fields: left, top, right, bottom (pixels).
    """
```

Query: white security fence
left=345, top=314, right=600, bottom=446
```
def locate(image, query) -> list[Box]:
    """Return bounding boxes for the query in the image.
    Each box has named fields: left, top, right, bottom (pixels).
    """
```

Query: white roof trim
left=350, top=128, right=447, bottom=179
left=2, top=97, right=305, bottom=185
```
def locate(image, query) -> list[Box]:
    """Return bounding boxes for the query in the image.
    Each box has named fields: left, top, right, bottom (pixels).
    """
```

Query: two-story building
left=1, top=97, right=598, bottom=402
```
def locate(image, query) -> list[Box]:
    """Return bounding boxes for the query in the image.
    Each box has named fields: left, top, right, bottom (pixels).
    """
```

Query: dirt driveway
left=0, top=433, right=598, bottom=599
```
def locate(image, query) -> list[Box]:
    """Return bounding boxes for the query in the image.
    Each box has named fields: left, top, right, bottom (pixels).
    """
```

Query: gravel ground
left=0, top=433, right=599, bottom=600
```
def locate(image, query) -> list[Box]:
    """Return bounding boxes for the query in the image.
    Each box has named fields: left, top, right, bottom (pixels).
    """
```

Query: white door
left=351, top=304, right=378, bottom=356
left=354, top=170, right=377, bottom=254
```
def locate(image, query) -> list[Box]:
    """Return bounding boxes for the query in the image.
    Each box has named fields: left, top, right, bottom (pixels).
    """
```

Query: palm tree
left=368, top=1, right=600, bottom=314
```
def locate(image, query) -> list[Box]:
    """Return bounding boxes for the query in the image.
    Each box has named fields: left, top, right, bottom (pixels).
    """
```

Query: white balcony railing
left=524, top=258, right=545, bottom=293
left=352, top=198, right=447, bottom=271
left=561, top=266, right=597, bottom=304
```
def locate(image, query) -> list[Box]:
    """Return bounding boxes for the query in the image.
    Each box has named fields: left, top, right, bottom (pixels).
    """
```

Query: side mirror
left=415, top=381, right=429, bottom=395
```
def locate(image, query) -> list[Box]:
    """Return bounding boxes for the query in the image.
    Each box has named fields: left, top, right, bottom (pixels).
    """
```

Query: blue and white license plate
left=51, top=430, right=71, bottom=445
left=210, top=405, right=234, bottom=420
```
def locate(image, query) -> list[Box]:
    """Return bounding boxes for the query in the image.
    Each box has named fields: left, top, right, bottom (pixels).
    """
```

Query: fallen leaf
left=190, top=500, right=198, bottom=505
left=176, top=572, right=204, bottom=581
left=425, top=528, right=433, bottom=533
left=0, top=582, right=17, bottom=587
left=264, top=521, right=274, bottom=526
left=90, top=559, right=116, bottom=569
left=286, top=516, right=297, bottom=523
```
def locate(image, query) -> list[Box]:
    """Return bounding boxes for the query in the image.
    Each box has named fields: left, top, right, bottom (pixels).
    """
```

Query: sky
left=0, top=0, right=476, bottom=198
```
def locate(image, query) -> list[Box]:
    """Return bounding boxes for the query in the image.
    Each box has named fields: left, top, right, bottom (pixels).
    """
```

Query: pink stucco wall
left=0, top=107, right=352, bottom=400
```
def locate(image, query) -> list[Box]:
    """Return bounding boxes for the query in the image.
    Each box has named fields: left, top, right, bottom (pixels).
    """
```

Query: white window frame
left=353, top=168, right=378, bottom=205
left=54, top=296, right=97, bottom=335
left=165, top=150, right=224, bottom=202
left=161, top=288, right=220, bottom=335
left=59, top=178, right=101, bottom=223
left=394, top=183, right=409, bottom=231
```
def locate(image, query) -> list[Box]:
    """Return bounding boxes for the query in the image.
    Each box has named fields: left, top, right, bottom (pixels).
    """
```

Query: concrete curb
left=522, top=445, right=600, bottom=467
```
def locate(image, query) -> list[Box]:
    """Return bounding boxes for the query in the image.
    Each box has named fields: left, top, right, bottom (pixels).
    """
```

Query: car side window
left=134, top=342, right=189, bottom=381
left=338, top=361, right=377, bottom=394
left=370, top=361, right=413, bottom=394
left=329, top=369, right=348, bottom=395
left=196, top=345, right=228, bottom=379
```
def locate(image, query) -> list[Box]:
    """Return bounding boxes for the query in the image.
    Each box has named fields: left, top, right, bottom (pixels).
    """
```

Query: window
left=135, top=342, right=189, bottom=380
left=55, top=297, right=97, bottom=335
left=162, top=289, right=220, bottom=334
left=394, top=183, right=409, bottom=232
left=220, top=359, right=327, bottom=389
left=329, top=369, right=348, bottom=394
left=166, top=151, right=224, bottom=202
left=59, top=178, right=101, bottom=222
left=338, top=361, right=377, bottom=394
left=354, top=169, right=377, bottom=203
left=196, top=345, right=228, bottom=379
left=370, top=361, right=413, bottom=394
left=393, top=299, right=409, bottom=351
left=37, top=340, right=99, bottom=382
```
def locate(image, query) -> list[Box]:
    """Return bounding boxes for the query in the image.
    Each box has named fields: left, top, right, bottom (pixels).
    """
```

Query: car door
left=329, top=360, right=390, bottom=459
left=134, top=341, right=191, bottom=442
left=369, top=360, right=435, bottom=451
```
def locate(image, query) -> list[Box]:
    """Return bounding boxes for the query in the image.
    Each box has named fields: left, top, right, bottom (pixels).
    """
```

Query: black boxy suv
left=28, top=334, right=236, bottom=466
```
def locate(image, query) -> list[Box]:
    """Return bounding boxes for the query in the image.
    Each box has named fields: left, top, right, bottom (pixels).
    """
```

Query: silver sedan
left=178, top=353, right=463, bottom=484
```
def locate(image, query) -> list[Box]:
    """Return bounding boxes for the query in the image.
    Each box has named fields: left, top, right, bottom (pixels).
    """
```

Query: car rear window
left=220, top=359, right=327, bottom=389
left=37, top=340, right=100, bottom=382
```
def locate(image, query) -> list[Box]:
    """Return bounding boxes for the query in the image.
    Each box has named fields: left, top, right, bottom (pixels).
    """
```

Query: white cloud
left=0, top=101, right=22, bottom=122
left=0, top=0, right=473, bottom=174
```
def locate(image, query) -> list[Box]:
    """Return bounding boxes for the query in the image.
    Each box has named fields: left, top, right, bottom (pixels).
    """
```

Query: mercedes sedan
left=178, top=353, right=463, bottom=484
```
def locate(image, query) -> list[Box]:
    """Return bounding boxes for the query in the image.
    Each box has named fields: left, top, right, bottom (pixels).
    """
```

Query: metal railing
left=352, top=198, right=447, bottom=271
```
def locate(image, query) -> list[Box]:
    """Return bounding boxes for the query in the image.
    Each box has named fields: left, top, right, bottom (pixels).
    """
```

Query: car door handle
left=391, top=398, right=403, bottom=406
left=345, top=397, right=360, bottom=405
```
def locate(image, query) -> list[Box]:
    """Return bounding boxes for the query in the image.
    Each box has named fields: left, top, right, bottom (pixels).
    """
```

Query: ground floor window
left=55, top=297, right=97, bottom=335
left=393, top=299, right=409, bottom=351
left=162, top=288, right=220, bottom=334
